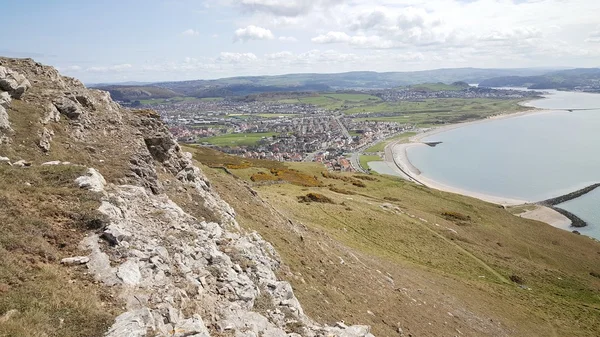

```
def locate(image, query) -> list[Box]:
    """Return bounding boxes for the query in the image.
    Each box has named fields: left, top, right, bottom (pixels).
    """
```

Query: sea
left=393, top=90, right=600, bottom=239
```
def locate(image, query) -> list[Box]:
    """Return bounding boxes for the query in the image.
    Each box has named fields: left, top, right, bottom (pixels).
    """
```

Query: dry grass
left=0, top=164, right=120, bottom=337
left=195, top=151, right=600, bottom=337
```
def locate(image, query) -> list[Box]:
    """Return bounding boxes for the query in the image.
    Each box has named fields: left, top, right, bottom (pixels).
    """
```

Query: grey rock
left=60, top=256, right=90, bottom=265
left=117, top=260, right=142, bottom=285
left=13, top=159, right=31, bottom=167
left=53, top=96, right=82, bottom=119
left=0, top=105, right=10, bottom=132
left=41, top=103, right=60, bottom=124
left=38, top=127, right=54, bottom=152
left=74, top=168, right=106, bottom=192
left=0, top=66, right=30, bottom=98
left=0, top=91, right=10, bottom=108
left=105, top=308, right=155, bottom=337
left=41, top=161, right=62, bottom=166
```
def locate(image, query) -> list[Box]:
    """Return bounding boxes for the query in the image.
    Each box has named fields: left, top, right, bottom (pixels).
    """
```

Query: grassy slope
left=359, top=155, right=381, bottom=168
left=186, top=145, right=600, bottom=337
left=350, top=98, right=529, bottom=127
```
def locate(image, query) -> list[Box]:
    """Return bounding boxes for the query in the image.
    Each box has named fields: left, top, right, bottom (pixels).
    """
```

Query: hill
left=479, top=68, right=600, bottom=91
left=93, top=68, right=556, bottom=100
left=1, top=57, right=599, bottom=337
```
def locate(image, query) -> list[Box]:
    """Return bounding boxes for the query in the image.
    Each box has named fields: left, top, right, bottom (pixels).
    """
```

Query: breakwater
left=537, top=183, right=600, bottom=228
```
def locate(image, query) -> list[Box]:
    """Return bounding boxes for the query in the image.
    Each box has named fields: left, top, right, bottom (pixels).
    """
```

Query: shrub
left=329, top=187, right=355, bottom=195
left=441, top=211, right=471, bottom=222
left=298, top=193, right=335, bottom=204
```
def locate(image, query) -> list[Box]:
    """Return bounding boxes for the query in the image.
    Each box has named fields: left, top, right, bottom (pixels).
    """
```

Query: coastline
left=383, top=107, right=576, bottom=229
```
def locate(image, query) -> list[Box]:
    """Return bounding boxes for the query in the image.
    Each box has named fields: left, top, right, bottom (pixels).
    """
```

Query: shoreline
left=383, top=106, right=576, bottom=229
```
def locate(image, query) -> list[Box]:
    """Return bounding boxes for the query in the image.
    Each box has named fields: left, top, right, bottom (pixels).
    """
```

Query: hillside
left=93, top=68, right=556, bottom=100
left=0, top=58, right=376, bottom=337
left=185, top=146, right=600, bottom=337
left=478, top=68, right=600, bottom=91
left=1, top=58, right=599, bottom=337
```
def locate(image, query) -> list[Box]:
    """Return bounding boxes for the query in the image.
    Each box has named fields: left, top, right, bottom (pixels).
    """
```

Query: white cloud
left=234, top=25, right=275, bottom=41
left=586, top=26, right=600, bottom=43
left=278, top=36, right=298, bottom=42
left=181, top=29, right=200, bottom=36
left=311, top=31, right=350, bottom=44
left=86, top=64, right=133, bottom=73
left=235, top=0, right=341, bottom=17
left=217, top=52, right=259, bottom=63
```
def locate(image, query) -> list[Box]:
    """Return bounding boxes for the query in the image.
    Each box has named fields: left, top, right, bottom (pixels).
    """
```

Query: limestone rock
left=53, top=96, right=83, bottom=119
left=75, top=168, right=106, bottom=192
left=117, top=260, right=142, bottom=285
left=60, top=256, right=90, bottom=265
left=0, top=66, right=31, bottom=98
left=38, top=127, right=54, bottom=152
left=13, top=159, right=31, bottom=167
left=0, top=91, right=10, bottom=108
left=0, top=105, right=10, bottom=132
left=41, top=103, right=61, bottom=124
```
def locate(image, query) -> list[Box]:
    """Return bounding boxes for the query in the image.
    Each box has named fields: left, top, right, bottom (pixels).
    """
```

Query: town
left=139, top=85, right=541, bottom=171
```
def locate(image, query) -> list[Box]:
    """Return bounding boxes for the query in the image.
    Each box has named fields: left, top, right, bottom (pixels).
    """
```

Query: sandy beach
left=383, top=108, right=574, bottom=228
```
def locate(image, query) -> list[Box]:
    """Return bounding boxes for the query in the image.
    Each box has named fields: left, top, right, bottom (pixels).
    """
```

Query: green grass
left=0, top=165, right=120, bottom=337
left=351, top=98, right=530, bottom=126
left=196, top=153, right=600, bottom=337
left=365, top=132, right=417, bottom=152
left=297, top=93, right=382, bottom=111
left=199, top=132, right=276, bottom=146
left=359, top=155, right=382, bottom=169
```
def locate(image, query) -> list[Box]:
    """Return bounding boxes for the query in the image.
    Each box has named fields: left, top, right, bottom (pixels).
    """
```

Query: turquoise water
left=406, top=90, right=600, bottom=239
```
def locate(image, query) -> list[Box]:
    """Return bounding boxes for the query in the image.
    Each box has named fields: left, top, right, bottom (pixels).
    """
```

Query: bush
left=298, top=193, right=335, bottom=204
left=509, top=274, right=524, bottom=284
left=441, top=211, right=471, bottom=222
left=329, top=187, right=355, bottom=195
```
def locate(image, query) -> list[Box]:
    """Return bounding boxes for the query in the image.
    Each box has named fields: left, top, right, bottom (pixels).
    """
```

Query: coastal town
left=140, top=85, right=541, bottom=171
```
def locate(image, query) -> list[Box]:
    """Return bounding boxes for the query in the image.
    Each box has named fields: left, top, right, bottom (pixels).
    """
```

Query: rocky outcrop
left=0, top=65, right=31, bottom=144
left=79, top=168, right=373, bottom=337
left=0, top=66, right=31, bottom=99
left=0, top=57, right=374, bottom=336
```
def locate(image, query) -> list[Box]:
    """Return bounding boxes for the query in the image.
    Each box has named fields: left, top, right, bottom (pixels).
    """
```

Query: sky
left=1, top=0, right=599, bottom=83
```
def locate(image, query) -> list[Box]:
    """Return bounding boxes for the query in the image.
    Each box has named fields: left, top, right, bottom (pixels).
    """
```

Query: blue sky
left=2, top=0, right=599, bottom=83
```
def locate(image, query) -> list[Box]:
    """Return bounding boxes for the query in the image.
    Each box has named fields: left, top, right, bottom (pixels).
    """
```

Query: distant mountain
left=478, top=68, right=600, bottom=91
left=98, top=85, right=179, bottom=101
left=92, top=67, right=564, bottom=100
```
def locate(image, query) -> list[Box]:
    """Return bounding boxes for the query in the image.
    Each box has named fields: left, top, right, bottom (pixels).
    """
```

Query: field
left=199, top=132, right=276, bottom=146
left=352, top=98, right=529, bottom=126
left=359, top=154, right=382, bottom=168
left=188, top=147, right=600, bottom=337
left=296, top=93, right=382, bottom=111
left=364, top=132, right=417, bottom=152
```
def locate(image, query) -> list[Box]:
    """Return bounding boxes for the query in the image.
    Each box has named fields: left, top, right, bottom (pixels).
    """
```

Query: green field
left=199, top=132, right=276, bottom=146
left=365, top=132, right=417, bottom=152
left=359, top=155, right=382, bottom=169
left=297, top=93, right=382, bottom=111
left=352, top=98, right=529, bottom=126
